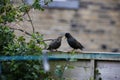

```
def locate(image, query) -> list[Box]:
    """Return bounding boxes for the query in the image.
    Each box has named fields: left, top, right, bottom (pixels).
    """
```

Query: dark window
left=41, top=0, right=79, bottom=10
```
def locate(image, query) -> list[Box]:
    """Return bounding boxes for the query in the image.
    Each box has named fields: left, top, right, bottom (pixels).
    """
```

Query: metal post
left=90, top=59, right=95, bottom=80
left=42, top=50, right=50, bottom=72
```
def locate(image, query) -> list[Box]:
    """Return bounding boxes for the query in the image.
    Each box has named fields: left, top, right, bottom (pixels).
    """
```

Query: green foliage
left=0, top=26, right=15, bottom=54
left=3, top=33, right=45, bottom=56
left=0, top=0, right=53, bottom=24
left=0, top=27, right=50, bottom=79
left=19, top=4, right=31, bottom=12
left=0, top=0, right=73, bottom=80
left=33, top=0, right=44, bottom=10
left=0, top=0, right=22, bottom=23
left=54, top=64, right=74, bottom=80
left=95, top=69, right=102, bottom=80
left=0, top=0, right=53, bottom=80
left=32, top=0, right=53, bottom=10
left=44, top=0, right=53, bottom=5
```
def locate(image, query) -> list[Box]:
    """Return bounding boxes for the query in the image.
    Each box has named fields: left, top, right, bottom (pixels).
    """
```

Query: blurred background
left=11, top=0, right=120, bottom=52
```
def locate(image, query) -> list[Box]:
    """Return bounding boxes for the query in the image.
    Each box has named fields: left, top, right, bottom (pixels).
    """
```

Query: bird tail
left=47, top=47, right=50, bottom=50
left=80, top=44, right=84, bottom=50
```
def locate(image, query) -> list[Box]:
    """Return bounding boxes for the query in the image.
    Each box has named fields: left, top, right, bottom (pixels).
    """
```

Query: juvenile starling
left=47, top=36, right=63, bottom=50
left=65, top=33, right=84, bottom=50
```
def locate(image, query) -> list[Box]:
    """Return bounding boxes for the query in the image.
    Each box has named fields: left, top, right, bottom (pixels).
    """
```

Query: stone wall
left=13, top=0, right=120, bottom=52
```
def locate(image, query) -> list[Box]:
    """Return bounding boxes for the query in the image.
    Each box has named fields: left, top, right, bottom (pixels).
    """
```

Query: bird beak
left=64, top=36, right=66, bottom=39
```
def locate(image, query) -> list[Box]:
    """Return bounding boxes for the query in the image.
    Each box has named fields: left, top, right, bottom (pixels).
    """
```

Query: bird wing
left=48, top=38, right=60, bottom=50
left=47, top=39, right=56, bottom=49
left=71, top=38, right=84, bottom=49
left=49, top=39, right=57, bottom=46
left=75, top=39, right=84, bottom=49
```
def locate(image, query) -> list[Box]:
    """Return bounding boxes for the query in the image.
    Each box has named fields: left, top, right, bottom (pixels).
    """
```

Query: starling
left=47, top=36, right=63, bottom=50
left=65, top=33, right=84, bottom=50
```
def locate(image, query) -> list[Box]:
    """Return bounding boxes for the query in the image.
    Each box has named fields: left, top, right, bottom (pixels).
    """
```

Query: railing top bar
left=0, top=55, right=43, bottom=61
left=0, top=52, right=120, bottom=61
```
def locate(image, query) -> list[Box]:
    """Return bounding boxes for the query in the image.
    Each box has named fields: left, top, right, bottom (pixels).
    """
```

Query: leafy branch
left=10, top=27, right=55, bottom=42
left=10, top=27, right=32, bottom=36
left=0, top=0, right=54, bottom=80
left=21, top=0, right=35, bottom=33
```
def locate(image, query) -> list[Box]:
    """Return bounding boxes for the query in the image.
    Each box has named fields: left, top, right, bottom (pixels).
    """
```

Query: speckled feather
left=47, top=36, right=62, bottom=50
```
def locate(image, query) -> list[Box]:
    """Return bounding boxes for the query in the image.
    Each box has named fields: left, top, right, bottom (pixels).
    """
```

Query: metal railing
left=0, top=52, right=120, bottom=79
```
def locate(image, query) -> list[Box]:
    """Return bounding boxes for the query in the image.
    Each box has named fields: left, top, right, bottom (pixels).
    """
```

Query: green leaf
left=33, top=65, right=40, bottom=70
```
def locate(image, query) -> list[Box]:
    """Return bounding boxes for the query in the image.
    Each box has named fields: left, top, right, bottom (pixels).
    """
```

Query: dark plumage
left=65, top=33, right=84, bottom=50
left=47, top=36, right=63, bottom=50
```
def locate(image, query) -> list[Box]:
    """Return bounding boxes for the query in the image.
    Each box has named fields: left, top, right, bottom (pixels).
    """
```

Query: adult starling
left=47, top=36, right=63, bottom=50
left=65, top=33, right=84, bottom=50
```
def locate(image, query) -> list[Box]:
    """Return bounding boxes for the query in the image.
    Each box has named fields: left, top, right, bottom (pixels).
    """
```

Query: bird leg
left=79, top=50, right=83, bottom=53
left=50, top=49, right=57, bottom=52
left=71, top=49, right=75, bottom=54
left=55, top=49, right=58, bottom=52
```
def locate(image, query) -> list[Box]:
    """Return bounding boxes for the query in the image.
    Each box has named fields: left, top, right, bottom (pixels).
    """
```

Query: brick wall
left=13, top=0, right=120, bottom=52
